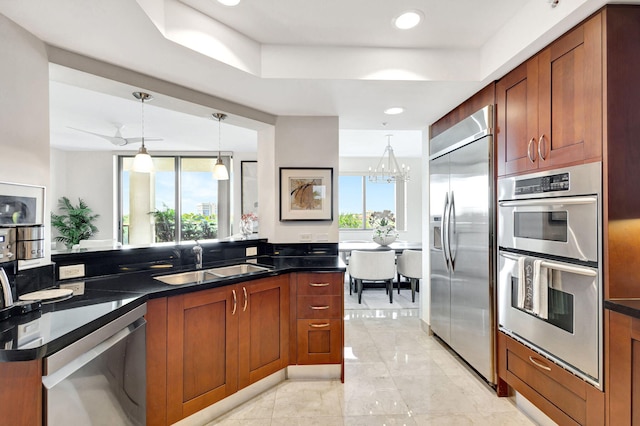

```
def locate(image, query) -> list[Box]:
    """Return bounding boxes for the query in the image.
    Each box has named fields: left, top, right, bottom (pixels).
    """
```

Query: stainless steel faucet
left=193, top=241, right=203, bottom=269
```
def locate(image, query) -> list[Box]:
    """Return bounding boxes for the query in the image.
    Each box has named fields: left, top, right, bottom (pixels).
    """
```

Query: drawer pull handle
left=310, top=305, right=330, bottom=310
left=309, top=323, right=330, bottom=328
left=529, top=356, right=551, bottom=371
left=309, top=283, right=330, bottom=287
left=231, top=289, right=237, bottom=315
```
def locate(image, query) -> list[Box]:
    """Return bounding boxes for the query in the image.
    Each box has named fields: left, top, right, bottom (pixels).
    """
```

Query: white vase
left=373, top=233, right=397, bottom=246
left=240, top=219, right=253, bottom=237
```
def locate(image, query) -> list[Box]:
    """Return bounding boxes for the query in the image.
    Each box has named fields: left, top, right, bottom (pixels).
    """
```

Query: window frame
left=117, top=154, right=232, bottom=244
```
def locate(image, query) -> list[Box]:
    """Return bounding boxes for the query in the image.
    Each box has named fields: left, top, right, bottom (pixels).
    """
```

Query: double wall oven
left=497, top=162, right=602, bottom=389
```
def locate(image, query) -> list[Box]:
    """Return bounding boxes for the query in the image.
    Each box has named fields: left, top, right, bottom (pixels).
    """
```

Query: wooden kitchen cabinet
left=496, top=12, right=602, bottom=177
left=606, top=310, right=640, bottom=426
left=166, top=284, right=239, bottom=424
left=0, top=359, right=42, bottom=426
left=149, top=275, right=290, bottom=425
left=498, top=331, right=604, bottom=425
left=293, top=272, right=344, bottom=365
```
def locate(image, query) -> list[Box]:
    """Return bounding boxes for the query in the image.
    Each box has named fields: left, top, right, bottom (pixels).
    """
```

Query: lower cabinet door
left=296, top=319, right=342, bottom=364
left=166, top=286, right=239, bottom=424
left=238, top=275, right=290, bottom=388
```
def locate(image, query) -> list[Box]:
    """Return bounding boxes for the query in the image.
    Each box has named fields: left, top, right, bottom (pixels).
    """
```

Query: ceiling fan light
left=133, top=146, right=154, bottom=173
left=212, top=157, right=229, bottom=180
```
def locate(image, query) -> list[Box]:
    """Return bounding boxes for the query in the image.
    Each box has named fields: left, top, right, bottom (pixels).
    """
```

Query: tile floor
left=210, top=281, right=536, bottom=425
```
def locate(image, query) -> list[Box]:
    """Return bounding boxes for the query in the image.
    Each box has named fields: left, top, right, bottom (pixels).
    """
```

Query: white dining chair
left=396, top=249, right=422, bottom=302
left=348, top=250, right=396, bottom=304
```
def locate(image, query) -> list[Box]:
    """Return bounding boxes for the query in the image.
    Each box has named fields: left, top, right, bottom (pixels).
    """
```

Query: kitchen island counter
left=0, top=255, right=345, bottom=362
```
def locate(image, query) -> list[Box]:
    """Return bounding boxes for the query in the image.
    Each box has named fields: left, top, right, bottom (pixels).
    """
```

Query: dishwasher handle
left=43, top=303, right=147, bottom=379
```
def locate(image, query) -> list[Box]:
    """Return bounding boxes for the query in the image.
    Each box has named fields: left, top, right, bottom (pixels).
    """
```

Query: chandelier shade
left=368, top=135, right=410, bottom=183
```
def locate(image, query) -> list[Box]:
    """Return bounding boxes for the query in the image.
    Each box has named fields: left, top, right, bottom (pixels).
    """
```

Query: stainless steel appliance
left=429, top=105, right=495, bottom=384
left=42, top=303, right=147, bottom=425
left=0, top=227, right=16, bottom=308
left=15, top=224, right=44, bottom=260
left=497, top=162, right=603, bottom=389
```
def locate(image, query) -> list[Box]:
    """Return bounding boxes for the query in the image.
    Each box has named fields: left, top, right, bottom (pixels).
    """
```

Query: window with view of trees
left=119, top=155, right=231, bottom=244
left=339, top=175, right=405, bottom=230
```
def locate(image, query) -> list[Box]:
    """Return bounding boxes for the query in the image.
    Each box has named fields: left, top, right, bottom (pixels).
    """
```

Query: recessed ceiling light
left=217, top=0, right=241, bottom=6
left=393, top=11, right=423, bottom=30
left=384, top=107, right=404, bottom=115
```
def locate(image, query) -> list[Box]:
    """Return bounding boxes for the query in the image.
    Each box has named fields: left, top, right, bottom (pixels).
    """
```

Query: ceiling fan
left=68, top=124, right=163, bottom=146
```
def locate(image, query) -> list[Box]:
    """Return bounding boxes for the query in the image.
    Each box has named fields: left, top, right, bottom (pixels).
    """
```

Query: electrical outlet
left=60, top=281, right=85, bottom=295
left=315, top=233, right=329, bottom=242
left=299, top=233, right=312, bottom=242
left=59, top=264, right=85, bottom=280
left=246, top=246, right=258, bottom=256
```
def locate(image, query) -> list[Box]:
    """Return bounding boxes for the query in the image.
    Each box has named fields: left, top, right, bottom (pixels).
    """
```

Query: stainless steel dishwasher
left=42, top=303, right=147, bottom=425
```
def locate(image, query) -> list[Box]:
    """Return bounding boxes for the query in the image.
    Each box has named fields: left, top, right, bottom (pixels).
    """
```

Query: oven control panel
left=515, top=172, right=570, bottom=195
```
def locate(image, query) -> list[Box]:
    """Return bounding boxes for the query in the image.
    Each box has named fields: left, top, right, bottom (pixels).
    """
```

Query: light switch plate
left=60, top=281, right=85, bottom=295
left=299, top=233, right=312, bottom=242
left=246, top=246, right=258, bottom=256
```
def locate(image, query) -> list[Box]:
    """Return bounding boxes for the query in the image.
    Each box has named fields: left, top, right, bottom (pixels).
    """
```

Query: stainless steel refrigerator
left=429, top=105, right=495, bottom=385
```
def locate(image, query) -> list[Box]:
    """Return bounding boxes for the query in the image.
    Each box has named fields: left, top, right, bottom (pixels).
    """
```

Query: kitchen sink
left=207, top=263, right=271, bottom=277
left=154, top=270, right=214, bottom=285
left=154, top=263, right=271, bottom=285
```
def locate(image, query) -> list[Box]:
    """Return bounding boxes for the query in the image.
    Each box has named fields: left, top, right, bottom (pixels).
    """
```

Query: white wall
left=50, top=149, right=115, bottom=244
left=259, top=116, right=339, bottom=243
left=0, top=14, right=51, bottom=267
left=338, top=156, right=422, bottom=243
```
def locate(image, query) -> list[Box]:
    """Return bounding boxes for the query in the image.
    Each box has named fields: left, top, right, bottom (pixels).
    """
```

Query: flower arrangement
left=240, top=213, right=258, bottom=237
left=369, top=210, right=398, bottom=246
left=241, top=213, right=258, bottom=222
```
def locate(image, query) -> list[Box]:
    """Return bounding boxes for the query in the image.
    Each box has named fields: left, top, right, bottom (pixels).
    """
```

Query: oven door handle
left=498, top=196, right=597, bottom=207
left=499, top=251, right=597, bottom=277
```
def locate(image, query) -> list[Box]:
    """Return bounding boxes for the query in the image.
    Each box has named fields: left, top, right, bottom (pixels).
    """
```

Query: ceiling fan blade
left=67, top=126, right=127, bottom=146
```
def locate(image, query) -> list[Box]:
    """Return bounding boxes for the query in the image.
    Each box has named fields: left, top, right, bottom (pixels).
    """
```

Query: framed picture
left=241, top=161, right=258, bottom=217
left=0, top=181, right=45, bottom=226
left=280, top=167, right=333, bottom=221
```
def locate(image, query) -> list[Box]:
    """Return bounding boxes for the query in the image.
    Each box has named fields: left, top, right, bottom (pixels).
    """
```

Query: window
left=339, top=175, right=405, bottom=230
left=119, top=155, right=231, bottom=245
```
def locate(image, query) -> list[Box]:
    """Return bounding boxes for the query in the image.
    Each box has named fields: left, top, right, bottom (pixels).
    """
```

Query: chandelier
left=368, top=134, right=410, bottom=183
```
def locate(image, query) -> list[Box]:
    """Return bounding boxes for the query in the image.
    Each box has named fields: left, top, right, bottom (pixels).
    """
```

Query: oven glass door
left=498, top=250, right=601, bottom=387
left=498, top=195, right=598, bottom=262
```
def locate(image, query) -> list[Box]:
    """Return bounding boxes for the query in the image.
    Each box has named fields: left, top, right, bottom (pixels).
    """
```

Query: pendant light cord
left=141, top=96, right=146, bottom=149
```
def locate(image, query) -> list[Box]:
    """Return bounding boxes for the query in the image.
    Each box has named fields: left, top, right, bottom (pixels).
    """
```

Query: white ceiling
left=0, top=0, right=617, bottom=157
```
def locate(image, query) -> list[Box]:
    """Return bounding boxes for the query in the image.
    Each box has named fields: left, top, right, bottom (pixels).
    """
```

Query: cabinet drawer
left=296, top=272, right=343, bottom=295
left=297, top=295, right=342, bottom=319
left=505, top=336, right=590, bottom=425
left=296, top=319, right=342, bottom=364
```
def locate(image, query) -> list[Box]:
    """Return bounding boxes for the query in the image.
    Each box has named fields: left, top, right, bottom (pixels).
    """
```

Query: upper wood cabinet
left=497, top=13, right=602, bottom=176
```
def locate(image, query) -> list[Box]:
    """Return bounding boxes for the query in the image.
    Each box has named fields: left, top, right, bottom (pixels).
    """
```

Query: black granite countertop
left=0, top=255, right=345, bottom=362
left=604, top=298, right=640, bottom=320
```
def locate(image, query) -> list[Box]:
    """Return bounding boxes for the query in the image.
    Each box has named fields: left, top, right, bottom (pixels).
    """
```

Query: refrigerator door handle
left=441, top=192, right=450, bottom=270
left=448, top=191, right=456, bottom=270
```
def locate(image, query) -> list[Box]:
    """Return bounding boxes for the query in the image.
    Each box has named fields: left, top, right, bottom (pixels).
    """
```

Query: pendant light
left=212, top=113, right=229, bottom=180
left=132, top=91, right=154, bottom=173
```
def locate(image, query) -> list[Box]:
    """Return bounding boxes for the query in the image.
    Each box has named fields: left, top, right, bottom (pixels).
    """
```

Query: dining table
left=338, top=241, right=422, bottom=255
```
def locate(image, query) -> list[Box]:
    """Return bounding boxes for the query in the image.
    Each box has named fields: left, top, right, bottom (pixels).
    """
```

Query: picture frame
left=0, top=181, right=45, bottom=226
left=279, top=167, right=333, bottom=221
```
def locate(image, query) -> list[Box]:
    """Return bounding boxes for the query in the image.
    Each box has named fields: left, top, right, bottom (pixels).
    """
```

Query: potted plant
left=51, top=197, right=100, bottom=249
left=369, top=210, right=398, bottom=246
